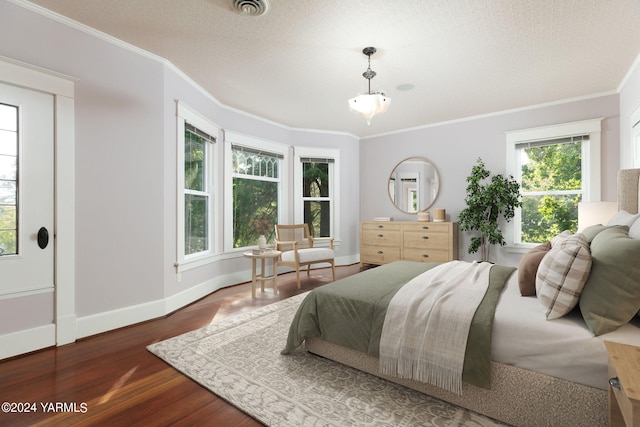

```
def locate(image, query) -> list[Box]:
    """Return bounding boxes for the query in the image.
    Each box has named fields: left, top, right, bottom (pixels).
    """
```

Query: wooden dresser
left=360, top=221, right=459, bottom=267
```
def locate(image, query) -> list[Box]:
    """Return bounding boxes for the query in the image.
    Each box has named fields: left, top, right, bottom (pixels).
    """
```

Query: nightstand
left=605, top=341, right=640, bottom=427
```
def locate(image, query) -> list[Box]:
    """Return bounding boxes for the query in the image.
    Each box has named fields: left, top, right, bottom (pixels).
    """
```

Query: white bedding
left=491, top=271, right=640, bottom=390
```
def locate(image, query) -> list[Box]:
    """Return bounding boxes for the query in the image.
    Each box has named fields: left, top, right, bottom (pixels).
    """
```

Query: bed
left=282, top=168, right=640, bottom=427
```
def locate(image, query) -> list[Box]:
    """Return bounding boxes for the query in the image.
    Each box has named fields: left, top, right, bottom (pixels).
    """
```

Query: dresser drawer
left=403, top=248, right=451, bottom=263
left=361, top=229, right=401, bottom=247
left=362, top=222, right=402, bottom=232
left=360, top=245, right=401, bottom=264
left=403, top=230, right=450, bottom=249
left=401, top=222, right=450, bottom=233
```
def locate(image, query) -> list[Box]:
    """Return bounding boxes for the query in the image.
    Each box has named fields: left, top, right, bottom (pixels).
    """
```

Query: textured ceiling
left=24, top=0, right=640, bottom=138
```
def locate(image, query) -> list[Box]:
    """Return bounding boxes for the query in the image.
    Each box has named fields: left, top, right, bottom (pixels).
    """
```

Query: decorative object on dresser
left=458, top=157, right=521, bottom=262
left=360, top=221, right=458, bottom=267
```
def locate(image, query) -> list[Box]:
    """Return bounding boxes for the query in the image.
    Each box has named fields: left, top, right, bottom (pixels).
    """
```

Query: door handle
left=37, top=227, right=49, bottom=249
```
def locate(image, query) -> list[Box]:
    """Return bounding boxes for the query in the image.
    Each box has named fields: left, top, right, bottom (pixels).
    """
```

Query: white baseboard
left=66, top=257, right=361, bottom=342
left=75, top=269, right=253, bottom=339
left=0, top=324, right=56, bottom=360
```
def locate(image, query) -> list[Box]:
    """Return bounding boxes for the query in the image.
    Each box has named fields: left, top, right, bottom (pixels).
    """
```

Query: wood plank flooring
left=0, top=264, right=361, bottom=427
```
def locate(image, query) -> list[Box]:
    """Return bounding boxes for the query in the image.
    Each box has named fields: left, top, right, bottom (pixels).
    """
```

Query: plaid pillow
left=536, top=233, right=592, bottom=320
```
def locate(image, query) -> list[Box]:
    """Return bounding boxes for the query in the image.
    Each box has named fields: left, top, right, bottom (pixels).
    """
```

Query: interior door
left=0, top=83, right=54, bottom=308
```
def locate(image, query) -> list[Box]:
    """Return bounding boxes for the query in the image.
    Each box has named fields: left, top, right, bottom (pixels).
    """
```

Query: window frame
left=223, top=131, right=290, bottom=252
left=293, top=147, right=340, bottom=240
left=176, top=101, right=220, bottom=271
left=632, top=105, right=640, bottom=168
left=505, top=118, right=602, bottom=250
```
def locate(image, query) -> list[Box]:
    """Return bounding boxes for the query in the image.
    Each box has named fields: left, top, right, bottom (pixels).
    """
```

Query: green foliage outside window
left=232, top=148, right=280, bottom=248
left=520, top=141, right=582, bottom=243
left=184, top=128, right=208, bottom=255
left=303, top=162, right=330, bottom=237
left=233, top=178, right=277, bottom=247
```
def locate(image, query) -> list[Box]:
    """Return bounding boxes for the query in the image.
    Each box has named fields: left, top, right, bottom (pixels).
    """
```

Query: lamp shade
left=348, top=93, right=390, bottom=125
left=577, top=201, right=618, bottom=231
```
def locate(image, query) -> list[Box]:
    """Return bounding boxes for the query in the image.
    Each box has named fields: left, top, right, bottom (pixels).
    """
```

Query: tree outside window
left=302, top=161, right=332, bottom=237
left=232, top=147, right=280, bottom=248
left=518, top=137, right=584, bottom=243
left=184, top=124, right=214, bottom=256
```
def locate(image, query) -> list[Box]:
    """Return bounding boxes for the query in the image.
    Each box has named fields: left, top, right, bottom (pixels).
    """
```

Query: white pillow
left=536, top=233, right=592, bottom=320
left=607, top=210, right=640, bottom=227
left=630, top=217, right=640, bottom=240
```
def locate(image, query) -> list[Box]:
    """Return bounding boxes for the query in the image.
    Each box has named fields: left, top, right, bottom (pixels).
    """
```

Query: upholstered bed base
left=306, top=337, right=607, bottom=427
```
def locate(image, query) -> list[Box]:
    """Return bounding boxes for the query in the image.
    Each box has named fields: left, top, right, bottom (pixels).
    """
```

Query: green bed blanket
left=281, top=260, right=515, bottom=389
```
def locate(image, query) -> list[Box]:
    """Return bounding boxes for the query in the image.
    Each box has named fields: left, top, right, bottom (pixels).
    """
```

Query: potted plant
left=458, top=158, right=521, bottom=262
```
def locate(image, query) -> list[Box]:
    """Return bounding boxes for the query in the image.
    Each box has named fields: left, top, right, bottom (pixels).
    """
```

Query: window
left=0, top=103, right=18, bottom=255
left=506, top=119, right=602, bottom=247
left=184, top=123, right=215, bottom=255
left=632, top=106, right=640, bottom=168
left=224, top=133, right=288, bottom=250
left=517, top=136, right=585, bottom=242
left=301, top=158, right=333, bottom=237
left=294, top=147, right=339, bottom=239
left=176, top=102, right=219, bottom=266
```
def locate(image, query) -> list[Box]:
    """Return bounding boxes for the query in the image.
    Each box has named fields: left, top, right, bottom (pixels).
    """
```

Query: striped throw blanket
left=379, top=260, right=493, bottom=395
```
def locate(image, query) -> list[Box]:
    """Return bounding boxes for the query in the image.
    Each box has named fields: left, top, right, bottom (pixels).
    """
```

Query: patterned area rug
left=148, top=293, right=507, bottom=427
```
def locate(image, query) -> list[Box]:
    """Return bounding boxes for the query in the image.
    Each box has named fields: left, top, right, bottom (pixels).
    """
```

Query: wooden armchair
left=275, top=224, right=336, bottom=288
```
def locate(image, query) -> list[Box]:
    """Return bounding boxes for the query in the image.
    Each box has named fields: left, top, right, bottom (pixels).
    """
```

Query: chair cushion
left=281, top=248, right=334, bottom=264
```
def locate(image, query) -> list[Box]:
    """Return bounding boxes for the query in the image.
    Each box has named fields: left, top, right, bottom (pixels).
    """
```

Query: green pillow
left=581, top=224, right=613, bottom=242
left=579, top=226, right=640, bottom=335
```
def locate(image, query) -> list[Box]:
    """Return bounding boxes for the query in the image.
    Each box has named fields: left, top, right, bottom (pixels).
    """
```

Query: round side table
left=243, top=250, right=281, bottom=298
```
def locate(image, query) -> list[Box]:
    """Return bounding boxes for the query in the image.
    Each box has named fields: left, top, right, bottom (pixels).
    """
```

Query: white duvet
left=492, top=272, right=640, bottom=390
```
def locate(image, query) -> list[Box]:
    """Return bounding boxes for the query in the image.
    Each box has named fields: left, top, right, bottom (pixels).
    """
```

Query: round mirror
left=388, top=157, right=440, bottom=214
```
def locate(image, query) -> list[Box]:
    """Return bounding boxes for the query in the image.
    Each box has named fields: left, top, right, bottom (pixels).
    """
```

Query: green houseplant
left=458, top=158, right=521, bottom=262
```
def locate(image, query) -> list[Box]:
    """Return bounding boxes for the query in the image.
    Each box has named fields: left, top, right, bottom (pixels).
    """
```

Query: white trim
left=631, top=104, right=640, bottom=168
left=0, top=56, right=76, bottom=352
left=0, top=55, right=77, bottom=97
left=505, top=118, right=602, bottom=246
left=175, top=101, right=221, bottom=271
left=0, top=324, right=56, bottom=360
left=362, top=93, right=615, bottom=140
left=75, top=268, right=253, bottom=338
left=223, top=131, right=290, bottom=251
left=293, top=146, right=341, bottom=240
left=618, top=50, right=640, bottom=93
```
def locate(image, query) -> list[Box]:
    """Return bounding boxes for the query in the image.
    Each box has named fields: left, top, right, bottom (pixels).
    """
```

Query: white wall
left=1, top=0, right=636, bottom=349
left=0, top=0, right=359, bottom=344
left=360, top=95, right=621, bottom=267
left=620, top=55, right=640, bottom=169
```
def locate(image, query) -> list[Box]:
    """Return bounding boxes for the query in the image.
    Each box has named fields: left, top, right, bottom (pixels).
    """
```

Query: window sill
left=503, top=243, right=536, bottom=254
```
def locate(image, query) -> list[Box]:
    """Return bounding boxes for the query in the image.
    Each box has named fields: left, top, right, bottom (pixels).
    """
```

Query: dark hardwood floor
left=0, top=264, right=361, bottom=427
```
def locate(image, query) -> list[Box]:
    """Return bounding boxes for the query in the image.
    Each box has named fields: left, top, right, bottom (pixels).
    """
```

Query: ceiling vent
left=233, top=0, right=269, bottom=16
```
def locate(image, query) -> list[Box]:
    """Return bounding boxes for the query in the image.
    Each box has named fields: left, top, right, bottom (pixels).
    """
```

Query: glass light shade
left=348, top=93, right=390, bottom=125
left=577, top=201, right=617, bottom=231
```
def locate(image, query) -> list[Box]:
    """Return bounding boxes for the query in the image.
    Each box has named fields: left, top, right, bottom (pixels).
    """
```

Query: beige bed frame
left=306, top=169, right=640, bottom=426
left=307, top=338, right=605, bottom=426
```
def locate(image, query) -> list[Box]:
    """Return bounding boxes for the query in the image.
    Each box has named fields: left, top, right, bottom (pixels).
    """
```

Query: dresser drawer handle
left=422, top=236, right=429, bottom=239
left=609, top=377, right=621, bottom=390
left=422, top=254, right=429, bottom=258
left=377, top=225, right=384, bottom=228
left=422, top=226, right=429, bottom=229
left=378, top=234, right=384, bottom=237
left=377, top=250, right=384, bottom=254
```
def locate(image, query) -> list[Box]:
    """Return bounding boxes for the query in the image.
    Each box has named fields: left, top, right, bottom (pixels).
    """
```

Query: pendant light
left=348, top=47, right=390, bottom=125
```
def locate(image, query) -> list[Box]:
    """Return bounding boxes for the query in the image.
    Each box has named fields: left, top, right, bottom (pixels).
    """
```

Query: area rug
left=147, top=293, right=507, bottom=427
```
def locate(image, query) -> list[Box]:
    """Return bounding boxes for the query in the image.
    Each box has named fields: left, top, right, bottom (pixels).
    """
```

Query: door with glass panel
left=0, top=83, right=54, bottom=321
